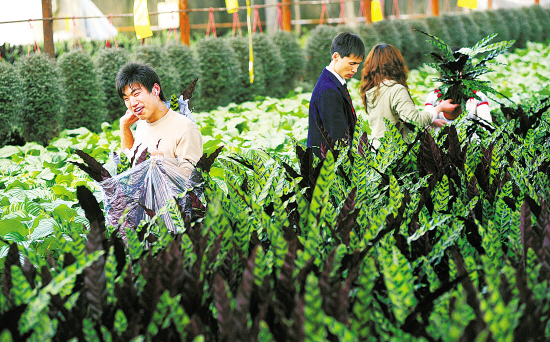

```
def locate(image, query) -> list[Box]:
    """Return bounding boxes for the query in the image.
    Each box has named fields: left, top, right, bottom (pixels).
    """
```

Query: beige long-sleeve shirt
left=365, top=80, right=437, bottom=149
left=126, top=109, right=203, bottom=170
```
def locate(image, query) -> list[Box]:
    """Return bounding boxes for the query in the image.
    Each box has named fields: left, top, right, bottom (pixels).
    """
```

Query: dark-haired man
left=116, top=62, right=202, bottom=176
left=307, top=32, right=365, bottom=156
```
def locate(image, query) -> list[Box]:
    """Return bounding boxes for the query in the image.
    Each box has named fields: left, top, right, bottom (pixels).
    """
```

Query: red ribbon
left=275, top=2, right=283, bottom=31
left=206, top=8, right=217, bottom=37
left=232, top=12, right=242, bottom=37
left=71, top=17, right=83, bottom=52
left=392, top=0, right=400, bottom=17
left=253, top=5, right=263, bottom=33
left=319, top=3, right=329, bottom=25
left=338, top=0, right=346, bottom=26
left=27, top=19, right=41, bottom=60
left=107, top=14, right=118, bottom=49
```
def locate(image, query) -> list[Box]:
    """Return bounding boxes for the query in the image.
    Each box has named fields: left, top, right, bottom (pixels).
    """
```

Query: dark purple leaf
left=196, top=145, right=224, bottom=173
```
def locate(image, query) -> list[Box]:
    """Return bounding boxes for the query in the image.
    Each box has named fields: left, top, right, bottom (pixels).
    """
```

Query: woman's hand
left=434, top=99, right=459, bottom=115
left=432, top=119, right=447, bottom=127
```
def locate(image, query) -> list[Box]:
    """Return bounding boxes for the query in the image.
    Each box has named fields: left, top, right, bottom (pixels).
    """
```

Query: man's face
left=333, top=53, right=363, bottom=80
left=122, top=84, right=160, bottom=123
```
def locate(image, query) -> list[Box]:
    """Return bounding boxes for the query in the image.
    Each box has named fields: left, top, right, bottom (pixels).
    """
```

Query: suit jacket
left=307, top=68, right=357, bottom=155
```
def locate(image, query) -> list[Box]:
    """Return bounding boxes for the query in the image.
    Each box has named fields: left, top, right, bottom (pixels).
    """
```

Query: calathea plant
left=417, top=30, right=515, bottom=107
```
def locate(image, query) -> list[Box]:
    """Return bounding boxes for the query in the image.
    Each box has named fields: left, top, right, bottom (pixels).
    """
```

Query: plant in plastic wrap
left=71, top=149, right=205, bottom=236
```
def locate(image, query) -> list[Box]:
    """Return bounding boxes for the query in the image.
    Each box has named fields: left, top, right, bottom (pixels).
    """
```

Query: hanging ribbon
left=71, top=18, right=83, bottom=52
left=275, top=2, right=283, bottom=31
left=253, top=5, right=263, bottom=33
left=391, top=0, right=400, bottom=18
left=408, top=0, right=414, bottom=14
left=165, top=12, right=178, bottom=45
left=371, top=0, right=383, bottom=22
left=232, top=12, right=242, bottom=37
left=246, top=0, right=254, bottom=83
left=107, top=15, right=118, bottom=49
left=206, top=7, right=217, bottom=37
left=457, top=0, right=477, bottom=9
left=337, top=0, right=346, bottom=26
left=134, top=0, right=153, bottom=40
left=319, top=3, right=330, bottom=25
left=358, top=0, right=365, bottom=23
left=27, top=19, right=41, bottom=60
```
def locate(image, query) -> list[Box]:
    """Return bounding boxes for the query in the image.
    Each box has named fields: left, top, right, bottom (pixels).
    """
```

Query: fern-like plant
left=418, top=31, right=515, bottom=106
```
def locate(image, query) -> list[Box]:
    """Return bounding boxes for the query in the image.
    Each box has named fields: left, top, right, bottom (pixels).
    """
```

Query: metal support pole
left=179, top=0, right=190, bottom=45
left=42, top=0, right=54, bottom=58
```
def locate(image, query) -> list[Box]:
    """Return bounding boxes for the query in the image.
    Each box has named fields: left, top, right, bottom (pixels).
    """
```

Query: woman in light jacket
left=360, top=44, right=457, bottom=149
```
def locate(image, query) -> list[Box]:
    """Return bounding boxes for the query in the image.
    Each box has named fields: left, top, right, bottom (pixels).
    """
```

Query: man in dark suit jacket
left=307, top=32, right=365, bottom=156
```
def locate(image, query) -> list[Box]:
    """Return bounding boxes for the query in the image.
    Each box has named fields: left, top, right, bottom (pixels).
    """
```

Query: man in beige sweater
left=116, top=62, right=203, bottom=176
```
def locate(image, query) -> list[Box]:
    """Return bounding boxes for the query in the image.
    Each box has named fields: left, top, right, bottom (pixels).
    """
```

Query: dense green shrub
left=304, top=25, right=340, bottom=82
left=530, top=6, right=550, bottom=42
left=455, top=13, right=482, bottom=47
left=518, top=6, right=543, bottom=44
left=485, top=10, right=512, bottom=42
left=251, top=33, right=285, bottom=98
left=392, top=19, right=420, bottom=69
left=469, top=11, right=495, bottom=41
left=356, top=22, right=381, bottom=54
left=165, top=43, right=201, bottom=102
left=134, top=45, right=178, bottom=99
left=496, top=9, right=520, bottom=46
left=58, top=50, right=105, bottom=132
left=195, top=37, right=239, bottom=111
left=441, top=14, right=469, bottom=48
left=15, top=53, right=63, bottom=145
left=373, top=20, right=403, bottom=51
left=94, top=48, right=130, bottom=124
left=424, top=16, right=452, bottom=45
left=271, top=31, right=305, bottom=95
left=228, top=36, right=266, bottom=103
left=0, top=62, right=22, bottom=146
left=406, top=19, right=432, bottom=67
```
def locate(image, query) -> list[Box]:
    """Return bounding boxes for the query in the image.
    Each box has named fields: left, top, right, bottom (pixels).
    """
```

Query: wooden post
left=488, top=0, right=492, bottom=9
left=294, top=1, right=301, bottom=34
left=535, top=0, right=539, bottom=4
left=431, top=0, right=439, bottom=16
left=365, top=0, right=372, bottom=24
left=179, top=0, right=190, bottom=46
left=41, top=0, right=54, bottom=58
left=282, top=0, right=291, bottom=32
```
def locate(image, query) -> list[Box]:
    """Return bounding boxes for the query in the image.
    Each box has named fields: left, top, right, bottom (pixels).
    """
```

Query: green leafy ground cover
left=1, top=41, right=550, bottom=341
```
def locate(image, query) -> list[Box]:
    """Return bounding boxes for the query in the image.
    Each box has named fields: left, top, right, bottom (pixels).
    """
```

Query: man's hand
left=120, top=109, right=139, bottom=129
left=120, top=110, right=138, bottom=150
left=150, top=149, right=164, bottom=157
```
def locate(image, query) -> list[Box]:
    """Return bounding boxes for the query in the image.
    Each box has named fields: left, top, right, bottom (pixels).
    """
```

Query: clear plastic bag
left=99, top=156, right=204, bottom=233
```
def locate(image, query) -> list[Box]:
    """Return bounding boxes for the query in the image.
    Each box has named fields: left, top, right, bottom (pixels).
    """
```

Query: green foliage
left=228, top=36, right=266, bottom=103
left=440, top=13, right=469, bottom=48
left=304, top=25, right=339, bottom=82
left=0, top=62, right=22, bottom=147
left=518, top=6, right=543, bottom=45
left=406, top=19, right=432, bottom=67
left=271, top=31, right=305, bottom=95
left=496, top=9, right=521, bottom=47
left=58, top=50, right=105, bottom=132
left=134, top=45, right=178, bottom=101
left=165, top=43, right=201, bottom=102
left=252, top=33, right=285, bottom=98
left=469, top=11, right=494, bottom=44
left=195, top=37, right=239, bottom=112
left=424, top=16, right=452, bottom=48
left=94, top=48, right=130, bottom=124
left=15, top=53, right=64, bottom=146
left=373, top=20, right=403, bottom=52
left=3, top=41, right=550, bottom=341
